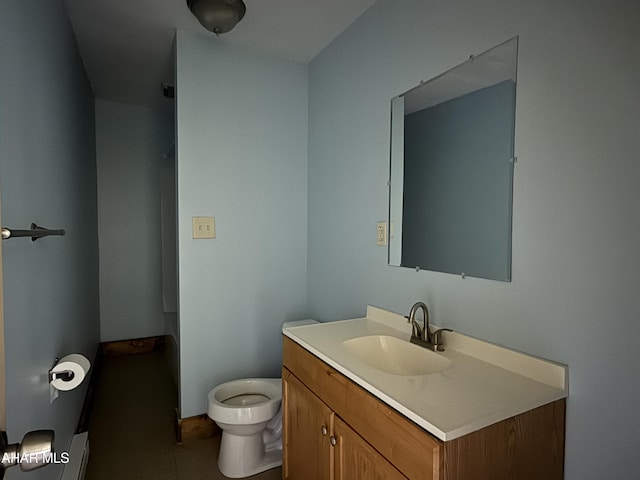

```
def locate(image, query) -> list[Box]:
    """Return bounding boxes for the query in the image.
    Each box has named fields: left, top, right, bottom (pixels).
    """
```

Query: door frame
left=0, top=193, right=6, bottom=431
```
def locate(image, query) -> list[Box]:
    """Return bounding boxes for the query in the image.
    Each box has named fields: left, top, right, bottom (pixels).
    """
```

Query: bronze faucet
left=407, top=302, right=453, bottom=351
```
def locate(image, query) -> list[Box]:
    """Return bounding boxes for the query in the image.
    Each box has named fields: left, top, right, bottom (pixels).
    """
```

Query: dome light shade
left=187, top=0, right=246, bottom=35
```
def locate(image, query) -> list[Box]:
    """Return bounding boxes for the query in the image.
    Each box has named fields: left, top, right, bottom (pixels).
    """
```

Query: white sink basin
left=341, top=335, right=451, bottom=376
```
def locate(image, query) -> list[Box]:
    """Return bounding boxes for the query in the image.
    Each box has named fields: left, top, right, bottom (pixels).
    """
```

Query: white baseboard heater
left=60, top=432, right=89, bottom=480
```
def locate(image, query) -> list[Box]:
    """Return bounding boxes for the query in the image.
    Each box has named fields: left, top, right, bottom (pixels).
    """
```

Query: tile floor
left=85, top=350, right=282, bottom=480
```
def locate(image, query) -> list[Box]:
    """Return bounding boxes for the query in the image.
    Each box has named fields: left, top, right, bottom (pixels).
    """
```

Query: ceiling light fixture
left=186, top=0, right=247, bottom=36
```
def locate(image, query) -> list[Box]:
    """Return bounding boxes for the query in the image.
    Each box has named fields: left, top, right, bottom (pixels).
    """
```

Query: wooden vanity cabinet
left=283, top=369, right=406, bottom=480
left=283, top=336, right=439, bottom=480
left=332, top=415, right=407, bottom=480
left=283, top=369, right=332, bottom=480
left=282, top=336, right=565, bottom=480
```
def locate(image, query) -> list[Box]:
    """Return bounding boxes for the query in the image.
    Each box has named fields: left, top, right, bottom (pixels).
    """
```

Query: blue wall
left=95, top=99, right=174, bottom=342
left=307, top=0, right=640, bottom=478
left=0, top=1, right=100, bottom=478
left=175, top=31, right=308, bottom=417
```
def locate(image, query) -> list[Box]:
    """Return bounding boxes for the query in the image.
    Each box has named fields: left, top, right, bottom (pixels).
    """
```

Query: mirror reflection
left=389, top=37, right=518, bottom=281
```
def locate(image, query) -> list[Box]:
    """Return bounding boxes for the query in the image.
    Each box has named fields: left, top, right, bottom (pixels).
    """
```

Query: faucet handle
left=431, top=328, right=453, bottom=352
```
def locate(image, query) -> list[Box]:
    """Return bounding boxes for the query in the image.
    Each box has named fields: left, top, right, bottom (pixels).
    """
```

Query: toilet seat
left=208, top=378, right=282, bottom=425
left=223, top=393, right=269, bottom=406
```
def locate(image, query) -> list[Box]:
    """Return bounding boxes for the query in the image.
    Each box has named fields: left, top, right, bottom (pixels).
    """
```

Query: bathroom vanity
left=281, top=307, right=567, bottom=479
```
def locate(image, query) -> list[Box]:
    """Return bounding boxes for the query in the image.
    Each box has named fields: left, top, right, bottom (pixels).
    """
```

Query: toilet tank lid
left=282, top=319, right=319, bottom=330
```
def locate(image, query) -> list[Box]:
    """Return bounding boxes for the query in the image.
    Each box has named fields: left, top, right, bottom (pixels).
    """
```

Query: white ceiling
left=63, top=0, right=376, bottom=111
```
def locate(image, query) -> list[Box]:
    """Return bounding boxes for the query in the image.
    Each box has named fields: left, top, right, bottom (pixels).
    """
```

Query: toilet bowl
left=207, top=378, right=282, bottom=478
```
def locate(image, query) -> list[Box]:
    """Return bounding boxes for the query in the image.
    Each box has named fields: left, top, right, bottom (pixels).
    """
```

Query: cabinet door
left=283, top=369, right=333, bottom=480
left=332, top=416, right=407, bottom=480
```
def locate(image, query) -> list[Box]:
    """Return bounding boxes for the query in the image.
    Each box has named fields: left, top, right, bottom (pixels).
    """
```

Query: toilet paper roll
left=50, top=354, right=91, bottom=392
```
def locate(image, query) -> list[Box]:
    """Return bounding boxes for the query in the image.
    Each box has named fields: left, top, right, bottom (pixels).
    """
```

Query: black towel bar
left=1, top=223, right=66, bottom=241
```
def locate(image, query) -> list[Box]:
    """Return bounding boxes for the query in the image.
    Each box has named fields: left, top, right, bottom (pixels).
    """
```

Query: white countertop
left=282, top=306, right=568, bottom=441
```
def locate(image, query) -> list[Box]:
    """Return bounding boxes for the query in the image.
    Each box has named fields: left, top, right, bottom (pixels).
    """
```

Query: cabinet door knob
left=321, top=425, right=328, bottom=436
left=330, top=435, right=337, bottom=447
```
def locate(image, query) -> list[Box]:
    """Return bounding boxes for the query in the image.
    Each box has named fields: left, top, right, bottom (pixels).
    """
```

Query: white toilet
left=207, top=378, right=283, bottom=478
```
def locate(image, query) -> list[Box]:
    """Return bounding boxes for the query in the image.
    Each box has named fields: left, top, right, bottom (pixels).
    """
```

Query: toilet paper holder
left=48, top=370, right=74, bottom=383
left=48, top=354, right=90, bottom=404
left=48, top=358, right=75, bottom=383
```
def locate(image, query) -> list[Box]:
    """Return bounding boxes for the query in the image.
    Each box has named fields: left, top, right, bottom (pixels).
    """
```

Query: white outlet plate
left=376, top=221, right=387, bottom=247
left=192, top=216, right=216, bottom=239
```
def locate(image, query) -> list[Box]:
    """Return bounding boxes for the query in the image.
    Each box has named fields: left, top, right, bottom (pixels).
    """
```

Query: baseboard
left=176, top=411, right=220, bottom=444
left=101, top=335, right=166, bottom=357
left=76, top=348, right=102, bottom=433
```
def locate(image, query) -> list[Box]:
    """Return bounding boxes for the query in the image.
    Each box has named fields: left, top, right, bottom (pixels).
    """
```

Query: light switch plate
left=376, top=221, right=388, bottom=246
left=193, top=216, right=216, bottom=239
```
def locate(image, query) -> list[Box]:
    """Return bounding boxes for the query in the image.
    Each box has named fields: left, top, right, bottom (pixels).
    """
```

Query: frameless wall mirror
left=389, top=37, right=518, bottom=281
